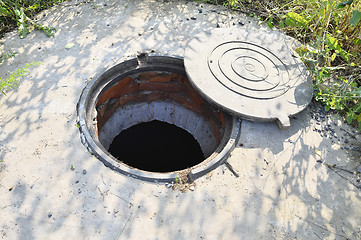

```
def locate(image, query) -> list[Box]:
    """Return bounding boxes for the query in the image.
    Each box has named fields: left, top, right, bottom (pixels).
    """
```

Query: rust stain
left=219, top=112, right=225, bottom=127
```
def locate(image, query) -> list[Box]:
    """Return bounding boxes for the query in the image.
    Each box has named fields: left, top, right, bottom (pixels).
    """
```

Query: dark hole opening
left=108, top=120, right=205, bottom=172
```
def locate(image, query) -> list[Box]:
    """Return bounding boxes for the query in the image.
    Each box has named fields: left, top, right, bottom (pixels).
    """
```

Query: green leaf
left=70, top=165, right=76, bottom=170
left=0, top=6, right=11, bottom=17
left=337, top=0, right=353, bottom=9
left=43, top=27, right=56, bottom=37
left=331, top=52, right=337, bottom=61
left=354, top=38, right=361, bottom=44
left=286, top=12, right=308, bottom=26
left=15, top=8, right=29, bottom=39
left=325, top=34, right=349, bottom=62
left=267, top=17, right=274, bottom=29
left=285, top=18, right=294, bottom=27
left=279, top=20, right=285, bottom=28
left=26, top=4, right=41, bottom=11
left=350, top=10, right=361, bottom=26
left=325, top=105, right=330, bottom=111
left=346, top=115, right=353, bottom=124
left=65, top=43, right=75, bottom=50
left=357, top=113, right=361, bottom=122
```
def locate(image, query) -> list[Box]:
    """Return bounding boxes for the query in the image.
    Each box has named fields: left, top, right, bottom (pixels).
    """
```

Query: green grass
left=0, top=0, right=68, bottom=38
left=200, top=0, right=361, bottom=129
left=0, top=61, right=42, bottom=95
left=0, top=1, right=67, bottom=96
left=1, top=0, right=360, bottom=129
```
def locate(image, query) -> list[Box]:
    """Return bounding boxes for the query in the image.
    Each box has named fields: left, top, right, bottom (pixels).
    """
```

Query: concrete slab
left=0, top=0, right=360, bottom=239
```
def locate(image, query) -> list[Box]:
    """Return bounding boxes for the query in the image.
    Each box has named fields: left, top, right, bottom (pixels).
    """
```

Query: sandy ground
left=0, top=0, right=360, bottom=239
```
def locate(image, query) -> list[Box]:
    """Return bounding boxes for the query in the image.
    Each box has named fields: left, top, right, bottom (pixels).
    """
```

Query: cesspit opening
left=77, top=56, right=241, bottom=182
left=108, top=120, right=204, bottom=172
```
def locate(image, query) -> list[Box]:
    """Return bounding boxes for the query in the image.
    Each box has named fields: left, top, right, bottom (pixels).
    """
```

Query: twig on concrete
left=340, top=127, right=358, bottom=140
left=110, top=192, right=133, bottom=207
left=1, top=204, right=13, bottom=210
left=224, top=161, right=239, bottom=178
left=101, top=174, right=106, bottom=185
left=317, top=161, right=359, bottom=189
left=97, top=186, right=108, bottom=201
left=116, top=211, right=133, bottom=240
left=330, top=169, right=360, bottom=189
left=327, top=164, right=354, bottom=174
left=313, top=232, right=322, bottom=240
left=295, top=215, right=348, bottom=239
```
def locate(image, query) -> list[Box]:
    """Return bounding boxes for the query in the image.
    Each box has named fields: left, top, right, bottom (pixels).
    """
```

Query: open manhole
left=77, top=28, right=313, bottom=183
left=77, top=55, right=241, bottom=182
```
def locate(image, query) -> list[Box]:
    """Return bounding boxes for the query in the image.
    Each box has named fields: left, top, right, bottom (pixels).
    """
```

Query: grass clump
left=0, top=0, right=68, bottom=38
left=199, top=0, right=361, bottom=129
left=0, top=60, right=41, bottom=95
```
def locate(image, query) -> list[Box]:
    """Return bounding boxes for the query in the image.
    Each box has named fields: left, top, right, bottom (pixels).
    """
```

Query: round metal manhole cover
left=184, top=28, right=313, bottom=128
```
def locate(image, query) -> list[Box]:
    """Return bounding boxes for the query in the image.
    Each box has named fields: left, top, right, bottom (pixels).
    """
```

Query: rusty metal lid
left=184, top=28, right=313, bottom=129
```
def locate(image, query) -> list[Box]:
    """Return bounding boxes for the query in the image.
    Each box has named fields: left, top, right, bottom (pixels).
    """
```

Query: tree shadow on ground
left=0, top=0, right=360, bottom=239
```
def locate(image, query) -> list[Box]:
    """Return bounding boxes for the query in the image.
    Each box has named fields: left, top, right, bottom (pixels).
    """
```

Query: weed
left=272, top=0, right=361, bottom=128
left=200, top=0, right=361, bottom=129
left=0, top=50, right=17, bottom=64
left=0, top=0, right=68, bottom=38
left=0, top=61, right=42, bottom=95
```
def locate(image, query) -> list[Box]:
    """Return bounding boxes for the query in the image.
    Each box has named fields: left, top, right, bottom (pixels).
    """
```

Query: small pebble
left=78, top=189, right=82, bottom=194
left=75, top=180, right=79, bottom=184
left=356, top=179, right=360, bottom=183
left=82, top=169, right=87, bottom=175
left=356, top=166, right=361, bottom=173
left=198, top=9, right=203, bottom=13
left=344, top=146, right=350, bottom=150
left=344, top=139, right=349, bottom=144
left=191, top=17, right=197, bottom=20
left=48, top=212, right=53, bottom=218
left=189, top=186, right=195, bottom=191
